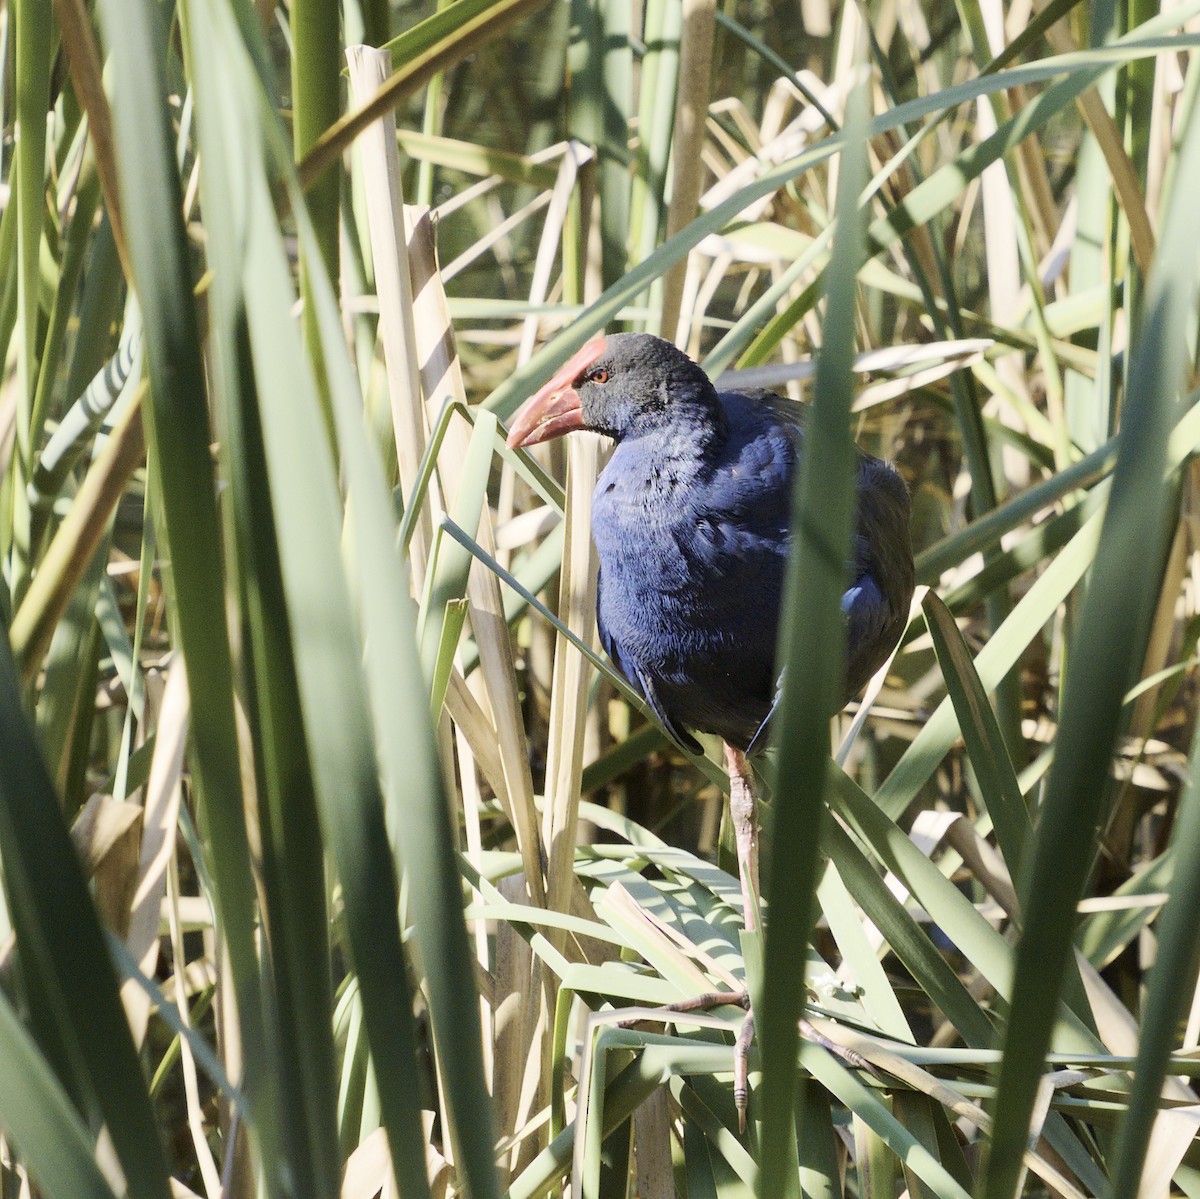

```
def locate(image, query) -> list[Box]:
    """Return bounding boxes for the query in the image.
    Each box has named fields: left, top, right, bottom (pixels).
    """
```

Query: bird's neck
left=623, top=391, right=727, bottom=464
left=600, top=422, right=723, bottom=517
left=625, top=417, right=722, bottom=478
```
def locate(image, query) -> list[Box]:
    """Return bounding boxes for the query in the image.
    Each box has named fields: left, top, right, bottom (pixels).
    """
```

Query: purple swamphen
left=506, top=332, right=915, bottom=1123
left=507, top=332, right=914, bottom=904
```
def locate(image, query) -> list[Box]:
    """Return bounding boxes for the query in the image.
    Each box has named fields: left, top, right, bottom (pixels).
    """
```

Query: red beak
left=505, top=336, right=608, bottom=448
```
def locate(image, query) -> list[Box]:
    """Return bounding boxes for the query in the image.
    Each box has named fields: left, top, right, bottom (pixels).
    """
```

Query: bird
left=505, top=331, right=914, bottom=1123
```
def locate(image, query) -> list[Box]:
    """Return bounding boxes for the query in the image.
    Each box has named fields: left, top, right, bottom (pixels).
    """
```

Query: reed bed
left=1, top=2, right=1199, bottom=1197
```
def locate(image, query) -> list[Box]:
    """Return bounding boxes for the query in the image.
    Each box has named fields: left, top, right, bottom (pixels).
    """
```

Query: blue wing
left=744, top=568, right=893, bottom=753
left=842, top=561, right=891, bottom=652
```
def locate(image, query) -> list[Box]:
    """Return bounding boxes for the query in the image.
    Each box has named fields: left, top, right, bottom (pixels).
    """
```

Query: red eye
left=588, top=367, right=610, bottom=384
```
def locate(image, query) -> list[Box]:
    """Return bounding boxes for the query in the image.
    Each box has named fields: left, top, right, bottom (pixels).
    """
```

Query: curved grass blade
left=10, top=399, right=145, bottom=684
left=1076, top=849, right=1174, bottom=969
left=28, top=316, right=143, bottom=519
left=807, top=1048, right=972, bottom=1199
left=420, top=411, right=498, bottom=712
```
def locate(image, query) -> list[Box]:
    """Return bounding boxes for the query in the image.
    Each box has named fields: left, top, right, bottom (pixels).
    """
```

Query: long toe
left=799, top=1016, right=881, bottom=1078
left=735, top=1006, right=755, bottom=1133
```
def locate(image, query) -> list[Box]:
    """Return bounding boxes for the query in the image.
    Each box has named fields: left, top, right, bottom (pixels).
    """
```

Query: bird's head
left=505, top=333, right=721, bottom=448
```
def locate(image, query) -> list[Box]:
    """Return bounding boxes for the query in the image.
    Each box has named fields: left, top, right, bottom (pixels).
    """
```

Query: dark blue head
left=506, top=333, right=722, bottom=447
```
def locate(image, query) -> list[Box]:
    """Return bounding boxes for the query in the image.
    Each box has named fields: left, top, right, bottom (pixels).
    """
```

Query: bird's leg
left=625, top=749, right=875, bottom=1135
left=724, top=743, right=760, bottom=933
left=723, top=741, right=761, bottom=1132
left=614, top=739, right=762, bottom=1133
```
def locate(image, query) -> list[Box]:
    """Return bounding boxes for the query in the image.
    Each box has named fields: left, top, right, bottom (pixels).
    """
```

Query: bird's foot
left=733, top=1005, right=880, bottom=1133
left=620, top=990, right=876, bottom=1135
left=617, top=990, right=756, bottom=1132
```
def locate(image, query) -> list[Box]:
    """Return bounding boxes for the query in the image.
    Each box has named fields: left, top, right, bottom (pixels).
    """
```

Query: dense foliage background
left=1, top=0, right=1199, bottom=1196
